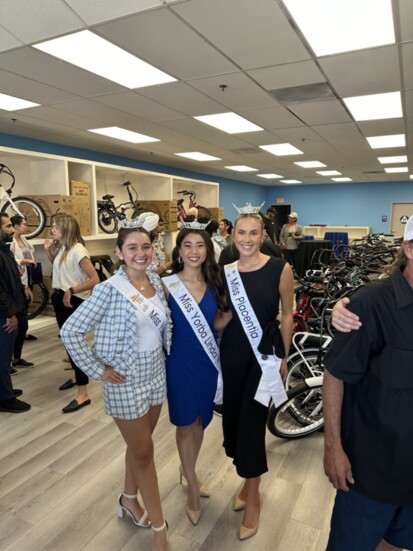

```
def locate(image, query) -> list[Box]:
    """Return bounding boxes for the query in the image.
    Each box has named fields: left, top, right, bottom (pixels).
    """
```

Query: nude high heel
left=117, top=492, right=150, bottom=528
left=179, top=465, right=210, bottom=498
left=186, top=505, right=202, bottom=526
left=233, top=494, right=246, bottom=512
left=239, top=496, right=263, bottom=541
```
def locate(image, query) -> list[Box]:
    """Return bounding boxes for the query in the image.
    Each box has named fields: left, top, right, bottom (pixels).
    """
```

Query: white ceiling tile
left=405, top=90, right=413, bottom=119
left=319, top=45, right=400, bottom=97
left=288, top=100, right=352, bottom=125
left=188, top=73, right=277, bottom=110
left=401, top=43, right=413, bottom=90
left=240, top=106, right=304, bottom=131
left=93, top=92, right=184, bottom=121
left=356, top=119, right=406, bottom=136
left=398, top=0, right=413, bottom=42
left=1, top=0, right=83, bottom=44
left=0, top=25, right=23, bottom=52
left=172, top=0, right=311, bottom=70
left=137, top=82, right=225, bottom=117
left=96, top=10, right=237, bottom=81
left=313, top=123, right=371, bottom=151
left=248, top=60, right=325, bottom=91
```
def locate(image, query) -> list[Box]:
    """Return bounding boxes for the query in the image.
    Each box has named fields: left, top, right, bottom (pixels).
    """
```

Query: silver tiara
left=233, top=201, right=265, bottom=214
left=179, top=217, right=211, bottom=230
left=118, top=218, right=144, bottom=229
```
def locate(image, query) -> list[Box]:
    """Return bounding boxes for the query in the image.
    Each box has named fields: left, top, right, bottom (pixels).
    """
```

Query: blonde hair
left=234, top=213, right=264, bottom=230
left=50, top=213, right=85, bottom=265
left=383, top=240, right=413, bottom=276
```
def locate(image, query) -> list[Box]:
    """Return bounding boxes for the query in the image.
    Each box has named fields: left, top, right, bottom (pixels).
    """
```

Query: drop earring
left=178, top=256, right=183, bottom=264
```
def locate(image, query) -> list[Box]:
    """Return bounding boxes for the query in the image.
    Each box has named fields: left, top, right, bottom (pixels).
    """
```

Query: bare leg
left=115, top=406, right=167, bottom=550
left=75, top=384, right=90, bottom=404
left=122, top=405, right=162, bottom=522
left=375, top=541, right=401, bottom=551
left=239, top=477, right=261, bottom=529
left=176, top=417, right=204, bottom=513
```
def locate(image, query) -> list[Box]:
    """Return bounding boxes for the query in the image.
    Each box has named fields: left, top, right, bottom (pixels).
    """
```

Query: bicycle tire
left=286, top=350, right=325, bottom=390
left=97, top=208, right=118, bottom=234
left=267, top=382, right=324, bottom=439
left=27, top=282, right=49, bottom=319
left=1, top=197, right=46, bottom=239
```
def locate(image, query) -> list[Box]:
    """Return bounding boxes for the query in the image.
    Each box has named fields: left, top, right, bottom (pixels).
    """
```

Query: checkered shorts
left=102, top=344, right=166, bottom=420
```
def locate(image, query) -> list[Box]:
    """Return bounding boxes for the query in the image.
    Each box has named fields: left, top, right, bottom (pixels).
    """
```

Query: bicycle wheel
left=1, top=197, right=46, bottom=239
left=27, top=282, right=49, bottom=319
left=97, top=209, right=117, bottom=234
left=286, top=351, right=325, bottom=390
left=267, top=382, right=324, bottom=439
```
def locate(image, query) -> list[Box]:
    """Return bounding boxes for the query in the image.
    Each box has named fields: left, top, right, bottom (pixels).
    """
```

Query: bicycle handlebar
left=0, top=163, right=16, bottom=192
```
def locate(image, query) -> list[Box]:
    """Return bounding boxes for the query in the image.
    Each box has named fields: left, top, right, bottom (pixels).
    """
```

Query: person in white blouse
left=44, top=213, right=99, bottom=414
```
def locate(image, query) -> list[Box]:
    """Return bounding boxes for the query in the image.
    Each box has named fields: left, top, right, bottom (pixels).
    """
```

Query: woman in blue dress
left=163, top=225, right=227, bottom=526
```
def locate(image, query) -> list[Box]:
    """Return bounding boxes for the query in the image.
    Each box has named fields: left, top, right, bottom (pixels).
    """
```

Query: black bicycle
left=97, top=180, right=145, bottom=234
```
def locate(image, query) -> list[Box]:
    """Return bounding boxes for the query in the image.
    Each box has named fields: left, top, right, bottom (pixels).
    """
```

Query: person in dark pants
left=264, top=207, right=278, bottom=244
left=44, top=213, right=99, bottom=414
left=324, top=215, right=413, bottom=551
left=0, top=213, right=31, bottom=413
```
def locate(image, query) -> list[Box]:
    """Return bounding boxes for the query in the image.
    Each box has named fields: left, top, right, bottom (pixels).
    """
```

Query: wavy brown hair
left=113, top=227, right=153, bottom=271
left=172, top=228, right=228, bottom=311
left=49, top=213, right=85, bottom=265
left=383, top=240, right=413, bottom=276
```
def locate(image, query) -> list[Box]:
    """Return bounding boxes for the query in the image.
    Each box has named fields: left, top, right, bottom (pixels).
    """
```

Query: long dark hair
left=172, top=228, right=228, bottom=311
left=114, top=227, right=153, bottom=271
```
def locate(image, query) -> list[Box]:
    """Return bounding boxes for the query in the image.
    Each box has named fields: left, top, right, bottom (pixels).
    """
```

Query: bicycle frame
left=0, top=185, right=24, bottom=218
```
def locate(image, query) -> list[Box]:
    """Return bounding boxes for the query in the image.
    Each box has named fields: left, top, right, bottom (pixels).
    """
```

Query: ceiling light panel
left=317, top=170, right=342, bottom=176
left=34, top=30, right=176, bottom=89
left=195, top=113, right=263, bottom=134
left=88, top=127, right=159, bottom=143
left=343, top=92, right=402, bottom=121
left=378, top=155, right=408, bottom=164
left=175, top=152, right=221, bottom=161
left=332, top=177, right=352, bottom=182
left=366, top=134, right=406, bottom=149
left=281, top=180, right=302, bottom=184
left=260, top=143, right=304, bottom=156
left=294, top=161, right=326, bottom=168
left=282, top=0, right=395, bottom=57
left=257, top=173, right=283, bottom=179
left=0, top=92, right=40, bottom=111
left=225, top=165, right=258, bottom=172
left=384, top=167, right=408, bottom=173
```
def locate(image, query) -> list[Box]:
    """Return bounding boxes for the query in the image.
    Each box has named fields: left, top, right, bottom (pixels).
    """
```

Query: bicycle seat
left=102, top=194, right=115, bottom=200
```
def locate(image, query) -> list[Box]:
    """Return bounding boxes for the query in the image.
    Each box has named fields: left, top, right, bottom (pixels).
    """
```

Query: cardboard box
left=137, top=200, right=178, bottom=232
left=26, top=195, right=78, bottom=239
left=207, top=207, right=224, bottom=222
left=70, top=181, right=91, bottom=236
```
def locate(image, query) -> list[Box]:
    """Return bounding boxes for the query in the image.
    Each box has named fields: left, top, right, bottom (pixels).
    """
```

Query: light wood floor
left=0, top=324, right=335, bottom=551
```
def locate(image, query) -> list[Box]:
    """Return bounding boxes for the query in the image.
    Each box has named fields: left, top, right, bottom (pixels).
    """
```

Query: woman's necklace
left=126, top=273, right=148, bottom=291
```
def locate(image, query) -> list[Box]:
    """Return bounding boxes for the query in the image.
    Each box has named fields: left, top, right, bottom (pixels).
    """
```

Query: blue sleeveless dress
left=166, top=287, right=218, bottom=429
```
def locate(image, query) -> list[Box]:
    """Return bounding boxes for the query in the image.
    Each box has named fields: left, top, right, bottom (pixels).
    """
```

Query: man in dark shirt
left=0, top=213, right=31, bottom=413
left=323, top=215, right=413, bottom=551
left=264, top=207, right=278, bottom=244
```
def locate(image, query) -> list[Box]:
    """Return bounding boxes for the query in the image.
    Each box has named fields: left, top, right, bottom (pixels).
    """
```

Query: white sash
left=108, top=274, right=167, bottom=346
left=163, top=274, right=223, bottom=403
left=224, top=262, right=287, bottom=407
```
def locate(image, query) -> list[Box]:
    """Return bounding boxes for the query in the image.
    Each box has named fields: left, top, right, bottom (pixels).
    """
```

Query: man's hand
left=331, top=297, right=361, bottom=332
left=102, top=366, right=126, bottom=384
left=3, top=315, right=18, bottom=333
left=324, top=445, right=355, bottom=491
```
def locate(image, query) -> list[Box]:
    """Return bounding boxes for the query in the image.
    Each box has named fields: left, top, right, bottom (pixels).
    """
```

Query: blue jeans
left=0, top=317, right=17, bottom=401
left=327, top=487, right=413, bottom=551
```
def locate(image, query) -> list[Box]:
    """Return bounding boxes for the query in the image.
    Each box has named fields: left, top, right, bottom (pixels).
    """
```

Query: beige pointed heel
left=233, top=494, right=246, bottom=512
left=239, top=496, right=262, bottom=541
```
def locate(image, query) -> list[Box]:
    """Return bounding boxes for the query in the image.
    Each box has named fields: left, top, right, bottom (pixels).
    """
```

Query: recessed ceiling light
left=257, top=173, right=283, bottom=179
left=294, top=161, right=326, bottom=168
left=317, top=170, right=342, bottom=176
left=282, top=0, right=395, bottom=57
left=34, top=30, right=176, bottom=89
left=343, top=91, right=402, bottom=121
left=378, top=155, right=408, bottom=164
left=332, top=177, right=353, bottom=182
left=88, top=127, right=159, bottom=144
left=0, top=92, right=40, bottom=111
left=260, top=143, right=304, bottom=156
left=225, top=165, right=258, bottom=172
left=366, top=134, right=406, bottom=149
left=384, top=167, right=408, bottom=173
left=175, top=152, right=221, bottom=161
left=280, top=179, right=302, bottom=184
left=195, top=112, right=263, bottom=134
left=410, top=175, right=413, bottom=180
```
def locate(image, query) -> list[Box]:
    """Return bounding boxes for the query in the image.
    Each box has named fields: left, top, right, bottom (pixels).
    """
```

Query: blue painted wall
left=1, top=132, right=412, bottom=232
left=266, top=181, right=413, bottom=233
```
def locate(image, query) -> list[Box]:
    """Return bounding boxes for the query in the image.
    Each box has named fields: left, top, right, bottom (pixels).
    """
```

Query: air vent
left=230, top=147, right=259, bottom=154
left=363, top=170, right=385, bottom=174
left=269, top=83, right=336, bottom=105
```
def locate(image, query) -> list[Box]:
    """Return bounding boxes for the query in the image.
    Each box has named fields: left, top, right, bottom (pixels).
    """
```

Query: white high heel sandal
left=117, top=492, right=150, bottom=528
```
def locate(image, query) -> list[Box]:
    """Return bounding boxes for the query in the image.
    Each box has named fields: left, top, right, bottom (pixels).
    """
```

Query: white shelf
left=303, top=225, right=371, bottom=240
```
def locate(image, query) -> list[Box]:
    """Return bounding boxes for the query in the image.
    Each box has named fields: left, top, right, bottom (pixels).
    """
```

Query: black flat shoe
left=10, top=367, right=19, bottom=376
left=59, top=379, right=76, bottom=391
left=13, top=359, right=35, bottom=368
left=62, top=399, right=91, bottom=414
left=13, top=389, right=23, bottom=397
left=25, top=334, right=38, bottom=341
left=0, top=398, right=31, bottom=413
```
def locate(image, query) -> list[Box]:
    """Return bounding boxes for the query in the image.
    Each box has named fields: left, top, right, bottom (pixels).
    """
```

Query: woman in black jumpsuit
left=219, top=212, right=294, bottom=540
